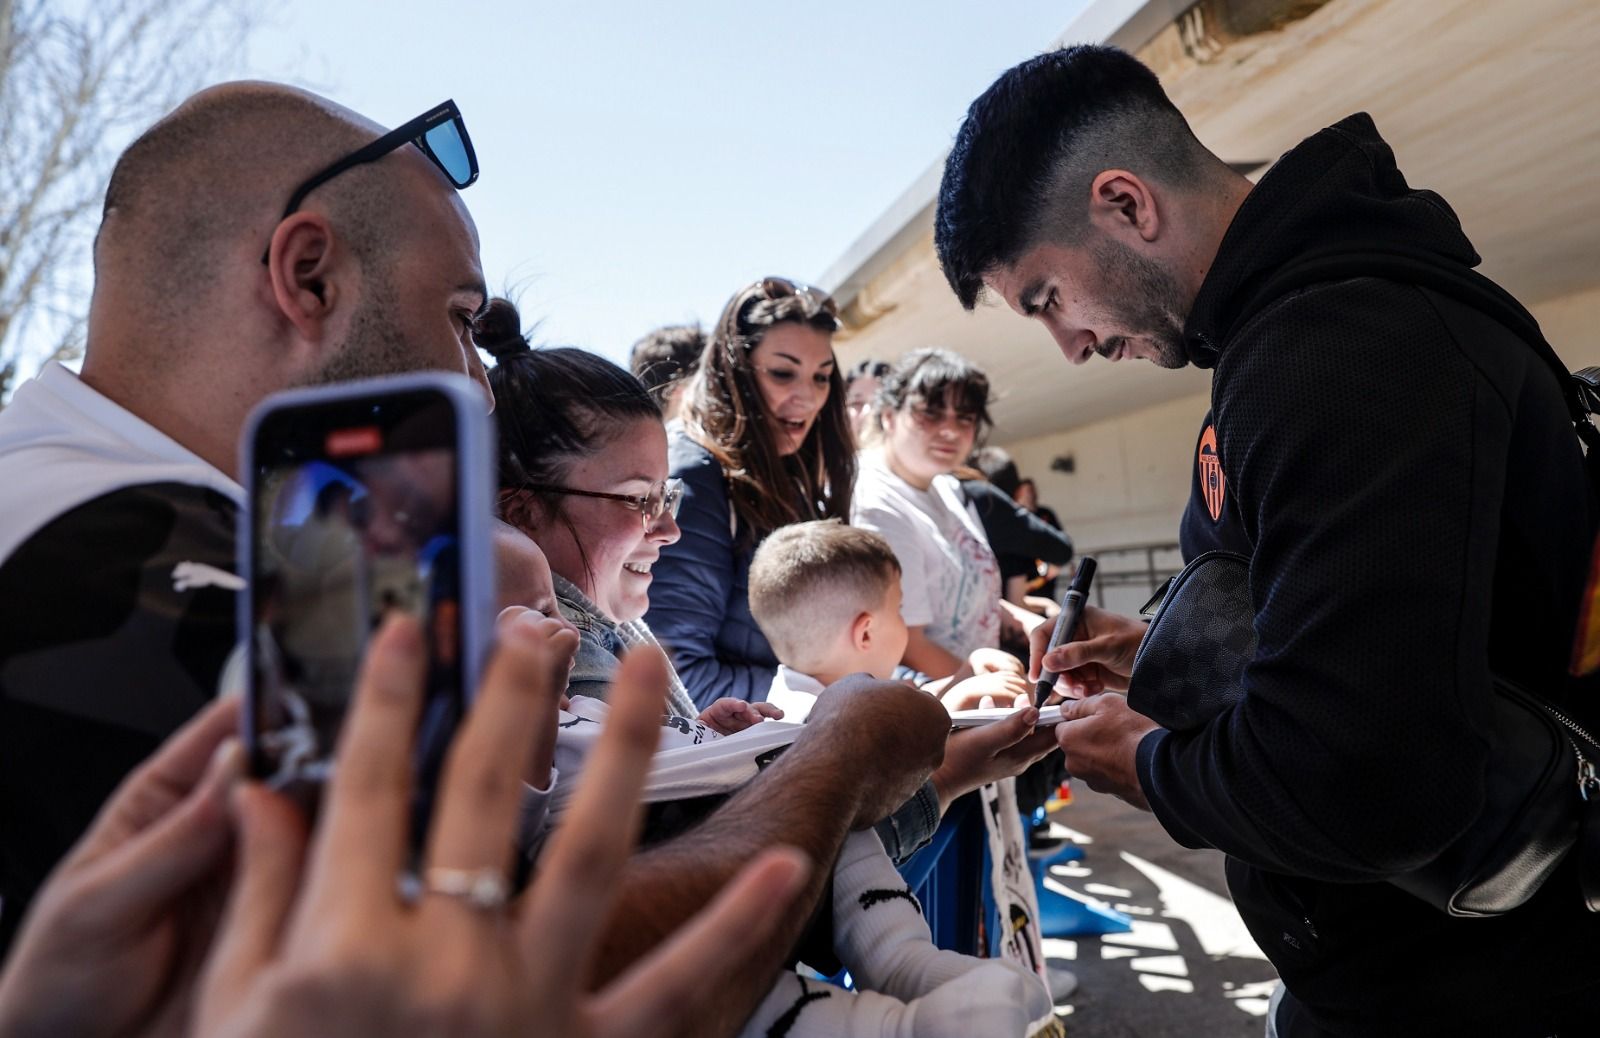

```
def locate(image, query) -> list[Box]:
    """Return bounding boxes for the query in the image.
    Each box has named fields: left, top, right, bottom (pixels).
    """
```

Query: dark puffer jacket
left=645, top=429, right=778, bottom=707
left=1146, top=113, right=1600, bottom=1035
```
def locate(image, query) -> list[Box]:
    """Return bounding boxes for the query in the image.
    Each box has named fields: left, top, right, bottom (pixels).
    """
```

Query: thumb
left=978, top=695, right=995, bottom=710
left=1056, top=695, right=1096, bottom=722
left=987, top=704, right=1041, bottom=749
left=197, top=784, right=308, bottom=1031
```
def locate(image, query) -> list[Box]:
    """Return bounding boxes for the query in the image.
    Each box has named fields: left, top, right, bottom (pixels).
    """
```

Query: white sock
left=831, top=829, right=990, bottom=1000
left=740, top=964, right=1054, bottom=1038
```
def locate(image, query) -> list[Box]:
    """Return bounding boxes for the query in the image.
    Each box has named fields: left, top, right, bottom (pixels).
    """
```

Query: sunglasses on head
left=721, top=276, right=840, bottom=344
left=261, top=99, right=478, bottom=263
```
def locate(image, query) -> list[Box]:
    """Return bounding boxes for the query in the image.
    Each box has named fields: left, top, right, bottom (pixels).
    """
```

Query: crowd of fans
left=4, top=37, right=1599, bottom=1038
left=0, top=71, right=1078, bottom=1038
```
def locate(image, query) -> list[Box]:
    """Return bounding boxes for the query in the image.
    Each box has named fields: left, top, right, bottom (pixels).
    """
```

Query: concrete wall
left=1001, top=391, right=1209, bottom=613
left=1533, top=283, right=1600, bottom=369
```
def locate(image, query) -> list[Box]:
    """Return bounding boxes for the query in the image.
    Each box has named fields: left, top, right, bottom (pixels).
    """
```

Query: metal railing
left=1073, top=541, right=1185, bottom=612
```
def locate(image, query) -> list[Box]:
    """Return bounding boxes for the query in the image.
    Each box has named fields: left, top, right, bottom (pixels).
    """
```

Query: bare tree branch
left=0, top=0, right=257, bottom=406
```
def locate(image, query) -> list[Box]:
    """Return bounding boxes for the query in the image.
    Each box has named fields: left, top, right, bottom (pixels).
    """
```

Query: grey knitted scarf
left=550, top=573, right=699, bottom=719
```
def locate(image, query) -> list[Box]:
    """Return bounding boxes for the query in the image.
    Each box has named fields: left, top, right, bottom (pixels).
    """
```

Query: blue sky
left=232, top=1, right=1087, bottom=364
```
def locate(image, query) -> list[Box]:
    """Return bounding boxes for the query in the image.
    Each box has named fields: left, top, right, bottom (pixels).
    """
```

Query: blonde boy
left=750, top=520, right=909, bottom=720
left=751, top=521, right=1030, bottom=720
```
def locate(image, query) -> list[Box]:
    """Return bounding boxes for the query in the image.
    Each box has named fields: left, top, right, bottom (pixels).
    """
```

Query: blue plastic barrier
left=895, top=793, right=985, bottom=954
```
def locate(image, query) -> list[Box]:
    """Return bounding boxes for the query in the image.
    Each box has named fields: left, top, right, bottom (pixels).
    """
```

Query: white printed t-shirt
left=764, top=664, right=827, bottom=724
left=851, top=451, right=1001, bottom=659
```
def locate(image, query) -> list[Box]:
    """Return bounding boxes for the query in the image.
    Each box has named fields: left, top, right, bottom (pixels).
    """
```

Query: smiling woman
left=646, top=277, right=855, bottom=707
left=478, top=298, right=698, bottom=717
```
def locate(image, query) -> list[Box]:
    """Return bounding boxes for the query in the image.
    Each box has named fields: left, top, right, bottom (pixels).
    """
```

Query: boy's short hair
left=749, top=520, right=902, bottom=670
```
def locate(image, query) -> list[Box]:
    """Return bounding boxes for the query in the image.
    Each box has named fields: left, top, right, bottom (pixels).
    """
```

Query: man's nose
left=1053, top=328, right=1096, bottom=366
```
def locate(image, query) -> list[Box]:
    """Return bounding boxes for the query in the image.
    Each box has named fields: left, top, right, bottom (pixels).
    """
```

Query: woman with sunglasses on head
left=645, top=277, right=856, bottom=708
left=853, top=349, right=1014, bottom=683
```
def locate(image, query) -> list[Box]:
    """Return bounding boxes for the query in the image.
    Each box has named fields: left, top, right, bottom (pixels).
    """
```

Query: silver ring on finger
left=420, top=866, right=510, bottom=911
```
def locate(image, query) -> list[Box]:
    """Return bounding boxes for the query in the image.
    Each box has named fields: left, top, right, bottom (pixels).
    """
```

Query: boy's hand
left=940, top=671, right=1032, bottom=712
left=698, top=698, right=784, bottom=735
left=967, top=647, right=1025, bottom=677
left=931, top=706, right=1058, bottom=810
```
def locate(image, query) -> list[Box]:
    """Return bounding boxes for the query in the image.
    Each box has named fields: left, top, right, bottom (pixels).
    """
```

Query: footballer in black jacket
left=1161, top=112, right=1600, bottom=1036
left=939, top=46, right=1600, bottom=1037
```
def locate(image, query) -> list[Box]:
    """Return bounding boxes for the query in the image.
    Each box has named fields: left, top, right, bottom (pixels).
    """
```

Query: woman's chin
left=771, top=420, right=813, bottom=455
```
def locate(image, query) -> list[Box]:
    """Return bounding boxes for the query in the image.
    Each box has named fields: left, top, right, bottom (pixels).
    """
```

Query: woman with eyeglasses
left=645, top=277, right=856, bottom=708
left=853, top=348, right=1007, bottom=680
left=480, top=300, right=775, bottom=731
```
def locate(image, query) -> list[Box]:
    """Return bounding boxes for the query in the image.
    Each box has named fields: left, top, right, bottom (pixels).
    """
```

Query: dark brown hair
left=878, top=347, right=995, bottom=446
left=478, top=297, right=662, bottom=587
left=683, top=278, right=855, bottom=541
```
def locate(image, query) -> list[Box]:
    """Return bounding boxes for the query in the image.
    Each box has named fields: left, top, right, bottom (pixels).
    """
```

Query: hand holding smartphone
left=239, top=374, right=494, bottom=841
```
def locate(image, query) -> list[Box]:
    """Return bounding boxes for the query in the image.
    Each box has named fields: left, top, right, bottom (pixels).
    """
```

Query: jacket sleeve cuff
left=876, top=779, right=942, bottom=865
left=1136, top=729, right=1215, bottom=851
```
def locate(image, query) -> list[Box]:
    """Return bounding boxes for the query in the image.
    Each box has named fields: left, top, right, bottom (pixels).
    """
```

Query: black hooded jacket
left=1144, top=114, right=1600, bottom=1034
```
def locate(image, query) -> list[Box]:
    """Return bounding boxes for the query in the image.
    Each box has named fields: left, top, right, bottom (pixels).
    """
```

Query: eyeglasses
left=752, top=363, right=832, bottom=390
left=908, top=405, right=980, bottom=431
left=262, top=99, right=479, bottom=263
left=523, top=478, right=685, bottom=531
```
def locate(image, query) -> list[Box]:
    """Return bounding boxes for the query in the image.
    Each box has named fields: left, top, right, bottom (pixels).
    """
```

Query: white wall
left=1532, top=284, right=1600, bottom=369
left=1002, top=390, right=1210, bottom=550
left=1001, top=391, right=1210, bottom=613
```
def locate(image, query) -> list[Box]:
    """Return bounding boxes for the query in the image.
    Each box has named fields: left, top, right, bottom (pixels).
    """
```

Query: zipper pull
left=1580, top=756, right=1600, bottom=802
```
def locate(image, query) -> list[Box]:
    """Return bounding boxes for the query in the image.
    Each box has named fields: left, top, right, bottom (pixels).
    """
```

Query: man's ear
left=1088, top=169, right=1161, bottom=244
left=850, top=610, right=875, bottom=651
left=264, top=211, right=344, bottom=344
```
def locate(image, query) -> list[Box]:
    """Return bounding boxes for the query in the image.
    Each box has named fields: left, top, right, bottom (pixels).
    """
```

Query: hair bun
left=475, top=297, right=531, bottom=361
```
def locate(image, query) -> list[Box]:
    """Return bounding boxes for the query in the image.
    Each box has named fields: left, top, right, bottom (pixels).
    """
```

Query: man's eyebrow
left=458, top=280, right=488, bottom=311
left=1020, top=279, right=1048, bottom=317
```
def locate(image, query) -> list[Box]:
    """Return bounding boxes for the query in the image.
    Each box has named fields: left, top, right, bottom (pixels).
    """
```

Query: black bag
left=1129, top=551, right=1600, bottom=917
left=1126, top=248, right=1600, bottom=917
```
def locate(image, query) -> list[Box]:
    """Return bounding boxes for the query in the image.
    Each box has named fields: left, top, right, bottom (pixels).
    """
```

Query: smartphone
left=239, top=373, right=495, bottom=835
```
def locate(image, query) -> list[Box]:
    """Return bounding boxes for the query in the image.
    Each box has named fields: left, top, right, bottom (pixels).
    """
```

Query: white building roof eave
left=817, top=0, right=1189, bottom=310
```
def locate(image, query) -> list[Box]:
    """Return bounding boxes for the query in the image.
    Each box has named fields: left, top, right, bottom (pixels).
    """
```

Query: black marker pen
left=1034, top=556, right=1097, bottom=707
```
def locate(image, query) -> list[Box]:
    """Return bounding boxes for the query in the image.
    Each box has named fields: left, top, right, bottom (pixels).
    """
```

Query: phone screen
left=247, top=386, right=465, bottom=810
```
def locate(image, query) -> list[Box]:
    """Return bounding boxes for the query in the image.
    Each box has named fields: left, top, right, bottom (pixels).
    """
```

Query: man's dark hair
left=936, top=45, right=1219, bottom=309
left=969, top=445, right=1021, bottom=497
left=629, top=324, right=705, bottom=405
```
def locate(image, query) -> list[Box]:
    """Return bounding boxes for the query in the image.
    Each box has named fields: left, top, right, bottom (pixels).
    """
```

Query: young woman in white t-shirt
left=852, top=348, right=1007, bottom=679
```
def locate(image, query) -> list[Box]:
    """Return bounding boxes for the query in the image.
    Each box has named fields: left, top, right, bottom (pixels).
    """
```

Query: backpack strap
left=1228, top=243, right=1600, bottom=490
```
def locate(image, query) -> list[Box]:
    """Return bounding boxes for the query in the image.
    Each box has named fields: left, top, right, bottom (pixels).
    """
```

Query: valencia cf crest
left=1198, top=425, right=1226, bottom=522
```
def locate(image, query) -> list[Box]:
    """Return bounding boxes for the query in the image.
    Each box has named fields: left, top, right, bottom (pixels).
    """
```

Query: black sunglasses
left=719, top=276, right=840, bottom=349
left=261, top=99, right=478, bottom=263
